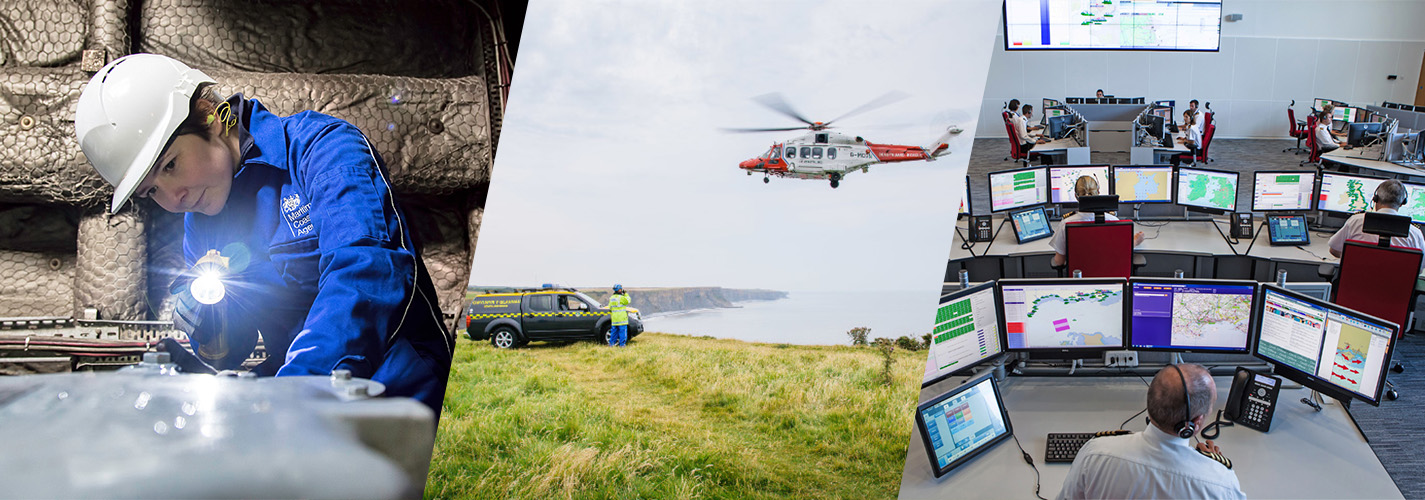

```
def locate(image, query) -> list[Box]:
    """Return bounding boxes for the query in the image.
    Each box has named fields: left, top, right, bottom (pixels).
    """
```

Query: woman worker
left=73, top=54, right=453, bottom=413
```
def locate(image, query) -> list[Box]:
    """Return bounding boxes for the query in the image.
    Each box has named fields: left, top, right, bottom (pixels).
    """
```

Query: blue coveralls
left=183, top=97, right=453, bottom=414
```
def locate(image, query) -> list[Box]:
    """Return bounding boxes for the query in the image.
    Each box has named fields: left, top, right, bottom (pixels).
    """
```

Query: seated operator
left=1171, top=110, right=1201, bottom=166
left=1007, top=98, right=1022, bottom=119
left=1017, top=104, right=1048, bottom=153
left=1095, top=89, right=1106, bottom=99
left=1056, top=364, right=1246, bottom=500
left=1050, top=176, right=1145, bottom=268
left=1187, top=99, right=1205, bottom=135
left=1327, top=180, right=1425, bottom=271
left=1316, top=110, right=1343, bottom=154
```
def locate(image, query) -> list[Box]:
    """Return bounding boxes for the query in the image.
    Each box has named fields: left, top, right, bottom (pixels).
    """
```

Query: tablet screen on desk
left=916, top=376, right=1013, bottom=478
left=1267, top=215, right=1309, bottom=245
left=1009, top=206, right=1053, bottom=244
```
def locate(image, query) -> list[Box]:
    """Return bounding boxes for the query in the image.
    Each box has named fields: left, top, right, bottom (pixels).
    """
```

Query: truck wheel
left=599, top=324, right=612, bottom=345
left=491, top=327, right=518, bottom=349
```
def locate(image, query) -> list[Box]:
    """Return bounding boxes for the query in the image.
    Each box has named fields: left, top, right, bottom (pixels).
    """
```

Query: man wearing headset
left=73, top=54, right=453, bottom=414
left=1057, top=364, right=1245, bottom=500
left=1328, top=180, right=1425, bottom=272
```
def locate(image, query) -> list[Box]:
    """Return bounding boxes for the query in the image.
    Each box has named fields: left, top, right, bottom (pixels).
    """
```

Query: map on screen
left=1112, top=167, right=1172, bottom=203
left=1318, top=173, right=1386, bottom=214
left=1003, top=283, right=1124, bottom=349
left=1004, top=0, right=1223, bottom=51
left=1176, top=168, right=1237, bottom=211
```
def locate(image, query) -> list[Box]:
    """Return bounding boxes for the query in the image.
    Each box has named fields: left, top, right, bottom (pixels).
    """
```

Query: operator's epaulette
left=1093, top=430, right=1132, bottom=438
left=1197, top=448, right=1233, bottom=469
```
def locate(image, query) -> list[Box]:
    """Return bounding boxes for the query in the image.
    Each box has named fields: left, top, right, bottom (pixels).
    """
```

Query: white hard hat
left=74, top=54, right=215, bottom=213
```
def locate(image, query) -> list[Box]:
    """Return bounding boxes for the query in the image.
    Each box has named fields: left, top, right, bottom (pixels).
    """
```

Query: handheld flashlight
left=191, top=249, right=230, bottom=305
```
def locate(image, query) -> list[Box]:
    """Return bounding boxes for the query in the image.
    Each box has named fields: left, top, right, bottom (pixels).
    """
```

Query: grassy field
left=427, top=332, right=923, bottom=499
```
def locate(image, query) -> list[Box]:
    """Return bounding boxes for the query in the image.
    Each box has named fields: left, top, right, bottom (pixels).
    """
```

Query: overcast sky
left=471, top=0, right=1001, bottom=292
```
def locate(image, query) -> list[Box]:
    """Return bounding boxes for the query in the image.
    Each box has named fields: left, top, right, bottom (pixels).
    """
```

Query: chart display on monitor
left=1397, top=182, right=1425, bottom=223
left=1175, top=166, right=1238, bottom=213
left=1003, top=0, right=1222, bottom=51
left=1128, top=279, right=1255, bottom=353
left=1111, top=166, right=1174, bottom=203
left=916, top=376, right=1013, bottom=478
left=923, top=283, right=1005, bottom=387
left=1252, top=171, right=1316, bottom=212
left=1049, top=165, right=1110, bottom=204
left=999, top=279, right=1126, bottom=353
left=989, top=167, right=1048, bottom=212
left=1317, top=172, right=1387, bottom=215
left=1253, top=286, right=1398, bottom=405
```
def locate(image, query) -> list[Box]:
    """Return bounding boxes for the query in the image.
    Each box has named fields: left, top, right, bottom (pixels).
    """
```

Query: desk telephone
left=969, top=215, right=994, bottom=242
left=1224, top=367, right=1281, bottom=432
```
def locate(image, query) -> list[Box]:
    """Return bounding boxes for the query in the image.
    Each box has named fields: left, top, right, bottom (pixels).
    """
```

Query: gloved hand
left=156, top=337, right=217, bottom=375
left=169, top=273, right=221, bottom=348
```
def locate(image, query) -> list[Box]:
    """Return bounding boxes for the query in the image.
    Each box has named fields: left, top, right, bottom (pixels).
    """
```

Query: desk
left=1129, top=132, right=1190, bottom=165
left=1322, top=149, right=1425, bottom=178
left=1030, top=137, right=1090, bottom=164
left=898, top=376, right=1404, bottom=499
left=1071, top=103, right=1148, bottom=154
left=959, top=217, right=1237, bottom=258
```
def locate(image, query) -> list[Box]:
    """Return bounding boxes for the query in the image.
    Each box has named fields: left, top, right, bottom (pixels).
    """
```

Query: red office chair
left=1284, top=101, right=1309, bottom=154
left=1002, top=111, right=1031, bottom=166
left=1302, top=114, right=1322, bottom=166
left=1201, top=111, right=1216, bottom=162
left=1062, top=220, right=1136, bottom=278
left=1334, top=239, right=1423, bottom=340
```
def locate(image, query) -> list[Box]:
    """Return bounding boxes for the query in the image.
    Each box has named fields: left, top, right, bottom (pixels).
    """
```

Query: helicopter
left=727, top=92, right=963, bottom=188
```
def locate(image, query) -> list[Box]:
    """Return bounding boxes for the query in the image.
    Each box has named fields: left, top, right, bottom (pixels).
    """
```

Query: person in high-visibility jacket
left=608, top=284, right=630, bottom=347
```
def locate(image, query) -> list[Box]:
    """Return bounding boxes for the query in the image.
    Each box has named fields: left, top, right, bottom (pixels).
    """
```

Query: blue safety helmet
left=613, top=284, right=624, bottom=292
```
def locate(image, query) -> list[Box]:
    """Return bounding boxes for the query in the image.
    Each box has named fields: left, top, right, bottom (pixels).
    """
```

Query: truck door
left=557, top=294, right=602, bottom=338
left=523, top=294, right=560, bottom=339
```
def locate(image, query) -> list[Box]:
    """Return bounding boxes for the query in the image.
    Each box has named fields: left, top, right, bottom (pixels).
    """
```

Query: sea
left=641, top=290, right=941, bottom=346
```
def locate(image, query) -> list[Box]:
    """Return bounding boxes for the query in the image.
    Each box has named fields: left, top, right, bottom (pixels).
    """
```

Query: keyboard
left=1045, top=430, right=1132, bottom=463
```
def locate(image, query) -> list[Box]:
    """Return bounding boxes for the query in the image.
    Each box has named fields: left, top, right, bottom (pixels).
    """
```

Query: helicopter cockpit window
left=800, top=146, right=811, bottom=158
left=786, top=147, right=796, bottom=159
left=827, top=147, right=837, bottom=159
left=812, top=147, right=823, bottom=159
left=772, top=146, right=781, bottom=159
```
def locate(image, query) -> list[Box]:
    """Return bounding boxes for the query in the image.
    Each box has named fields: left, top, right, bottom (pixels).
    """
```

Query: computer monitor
left=1142, top=114, right=1166, bottom=139
left=959, top=175, right=972, bottom=218
left=1049, top=165, right=1111, bottom=205
left=1174, top=166, right=1238, bottom=214
left=1110, top=165, right=1174, bottom=203
left=1127, top=278, right=1256, bottom=353
left=1282, top=282, right=1332, bottom=301
left=1317, top=172, right=1388, bottom=215
left=1009, top=206, right=1053, bottom=244
left=1043, top=98, right=1063, bottom=110
left=1252, top=285, right=1399, bottom=406
left=1266, top=214, right=1310, bottom=246
left=1151, top=107, right=1172, bottom=121
left=1396, top=181, right=1425, bottom=224
left=989, top=166, right=1049, bottom=213
left=1347, top=122, right=1383, bottom=147
left=1047, top=115, right=1074, bottom=139
left=998, top=278, right=1127, bottom=357
left=1066, top=97, right=1084, bottom=105
left=923, top=283, right=1007, bottom=387
left=1086, top=98, right=1101, bottom=104
left=1313, top=98, right=1331, bottom=111
left=1154, top=100, right=1175, bottom=109
left=915, top=375, right=1013, bottom=478
left=1251, top=171, right=1316, bottom=212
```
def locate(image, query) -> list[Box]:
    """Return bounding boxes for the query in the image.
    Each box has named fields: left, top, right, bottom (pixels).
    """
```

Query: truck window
left=528, top=295, right=554, bottom=312
left=560, top=295, right=589, bottom=311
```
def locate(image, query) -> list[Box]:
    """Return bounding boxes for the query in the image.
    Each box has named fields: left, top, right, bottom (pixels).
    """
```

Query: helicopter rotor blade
left=824, top=90, right=910, bottom=128
left=751, top=93, right=816, bottom=127
left=720, top=126, right=813, bottom=133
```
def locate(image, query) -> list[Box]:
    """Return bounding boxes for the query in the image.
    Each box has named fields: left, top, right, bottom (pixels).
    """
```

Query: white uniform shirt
left=1050, top=212, right=1120, bottom=255
left=1184, top=124, right=1202, bottom=148
left=1316, top=121, right=1338, bottom=148
left=1015, top=114, right=1033, bottom=143
left=1056, top=424, right=1246, bottom=500
left=1191, top=109, right=1204, bottom=135
left=1327, top=208, right=1425, bottom=272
